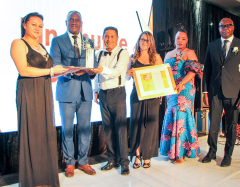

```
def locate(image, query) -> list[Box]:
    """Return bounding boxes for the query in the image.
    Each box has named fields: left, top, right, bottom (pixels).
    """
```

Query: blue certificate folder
left=195, top=109, right=223, bottom=133
left=195, top=110, right=210, bottom=133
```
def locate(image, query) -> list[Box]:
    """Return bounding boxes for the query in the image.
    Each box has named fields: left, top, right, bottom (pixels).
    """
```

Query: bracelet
left=50, top=67, right=54, bottom=77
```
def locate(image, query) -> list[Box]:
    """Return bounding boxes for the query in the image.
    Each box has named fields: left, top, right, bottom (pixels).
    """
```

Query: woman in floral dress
left=160, top=29, right=203, bottom=164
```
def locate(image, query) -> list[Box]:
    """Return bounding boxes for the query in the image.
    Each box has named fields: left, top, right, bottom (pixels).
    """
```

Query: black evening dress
left=17, top=39, right=59, bottom=187
left=130, top=60, right=161, bottom=161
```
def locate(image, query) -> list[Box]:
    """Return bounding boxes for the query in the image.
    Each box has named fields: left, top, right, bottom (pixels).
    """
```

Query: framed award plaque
left=133, top=63, right=177, bottom=100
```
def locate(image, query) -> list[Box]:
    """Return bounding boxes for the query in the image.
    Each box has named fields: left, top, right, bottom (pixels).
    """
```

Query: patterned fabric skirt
left=160, top=94, right=201, bottom=159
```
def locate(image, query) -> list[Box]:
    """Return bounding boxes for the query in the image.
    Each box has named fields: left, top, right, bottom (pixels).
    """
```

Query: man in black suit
left=202, top=18, right=240, bottom=167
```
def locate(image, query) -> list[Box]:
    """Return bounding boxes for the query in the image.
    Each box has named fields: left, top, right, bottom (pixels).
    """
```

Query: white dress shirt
left=94, top=46, right=129, bottom=92
left=221, top=35, right=234, bottom=58
left=68, top=31, right=82, bottom=54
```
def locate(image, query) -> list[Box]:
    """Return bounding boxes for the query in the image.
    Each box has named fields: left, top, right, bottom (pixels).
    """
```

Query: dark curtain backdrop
left=0, top=119, right=130, bottom=176
left=153, top=0, right=240, bottom=64
left=0, top=122, right=107, bottom=176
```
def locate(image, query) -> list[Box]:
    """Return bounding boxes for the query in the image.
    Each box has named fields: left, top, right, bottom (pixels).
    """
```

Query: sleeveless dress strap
left=39, top=43, right=48, bottom=52
left=39, top=43, right=50, bottom=56
left=21, top=39, right=32, bottom=49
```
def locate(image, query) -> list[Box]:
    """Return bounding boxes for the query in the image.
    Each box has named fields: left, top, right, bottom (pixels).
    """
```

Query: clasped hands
left=56, top=66, right=99, bottom=77
left=69, top=68, right=96, bottom=76
left=88, top=66, right=103, bottom=74
left=75, top=69, right=96, bottom=76
left=55, top=65, right=104, bottom=77
left=71, top=66, right=103, bottom=76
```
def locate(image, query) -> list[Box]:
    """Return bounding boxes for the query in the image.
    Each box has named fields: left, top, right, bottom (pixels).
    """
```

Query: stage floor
left=4, top=135, right=240, bottom=187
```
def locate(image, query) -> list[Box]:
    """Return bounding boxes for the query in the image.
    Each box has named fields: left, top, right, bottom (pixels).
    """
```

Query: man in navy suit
left=202, top=18, right=240, bottom=167
left=50, top=10, right=97, bottom=177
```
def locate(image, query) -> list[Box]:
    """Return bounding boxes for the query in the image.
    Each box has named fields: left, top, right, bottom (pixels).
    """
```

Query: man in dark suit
left=202, top=18, right=240, bottom=167
left=50, top=10, right=97, bottom=177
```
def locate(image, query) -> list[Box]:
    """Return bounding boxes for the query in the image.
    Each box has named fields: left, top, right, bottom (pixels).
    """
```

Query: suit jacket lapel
left=223, top=37, right=236, bottom=65
left=81, top=33, right=84, bottom=49
left=216, top=39, right=224, bottom=64
left=62, top=32, right=74, bottom=51
left=61, top=32, right=81, bottom=66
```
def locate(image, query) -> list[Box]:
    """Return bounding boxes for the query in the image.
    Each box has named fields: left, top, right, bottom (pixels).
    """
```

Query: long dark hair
left=21, top=12, right=43, bottom=38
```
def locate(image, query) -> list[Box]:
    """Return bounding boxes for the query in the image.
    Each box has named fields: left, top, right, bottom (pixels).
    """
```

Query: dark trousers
left=208, top=87, right=239, bottom=157
left=99, top=87, right=129, bottom=166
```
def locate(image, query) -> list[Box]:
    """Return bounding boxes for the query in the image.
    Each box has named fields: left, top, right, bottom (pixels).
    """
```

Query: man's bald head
left=219, top=18, right=234, bottom=26
left=219, top=17, right=234, bottom=39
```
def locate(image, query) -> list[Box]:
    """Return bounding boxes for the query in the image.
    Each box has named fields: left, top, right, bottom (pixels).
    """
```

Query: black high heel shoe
left=143, top=159, right=151, bottom=168
left=133, top=155, right=142, bottom=169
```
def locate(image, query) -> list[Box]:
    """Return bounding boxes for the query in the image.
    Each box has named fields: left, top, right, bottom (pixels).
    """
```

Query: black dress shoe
left=101, top=162, right=120, bottom=171
left=202, top=152, right=216, bottom=163
left=221, top=156, right=232, bottom=167
left=121, top=165, right=130, bottom=175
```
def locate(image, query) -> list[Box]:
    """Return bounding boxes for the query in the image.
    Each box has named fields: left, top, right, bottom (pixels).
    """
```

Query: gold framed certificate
left=133, top=63, right=177, bottom=100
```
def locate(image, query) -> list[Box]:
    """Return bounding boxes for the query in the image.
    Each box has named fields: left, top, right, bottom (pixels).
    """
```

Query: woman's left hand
left=156, top=96, right=163, bottom=105
left=175, top=82, right=184, bottom=95
left=128, top=69, right=134, bottom=76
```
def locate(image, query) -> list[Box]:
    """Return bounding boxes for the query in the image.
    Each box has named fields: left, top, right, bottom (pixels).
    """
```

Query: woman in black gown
left=127, top=31, right=163, bottom=168
left=11, top=12, right=69, bottom=187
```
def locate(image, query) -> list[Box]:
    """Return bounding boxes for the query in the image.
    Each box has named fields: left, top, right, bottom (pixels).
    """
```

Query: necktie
left=104, top=51, right=112, bottom=56
left=72, top=36, right=80, bottom=59
left=222, top=40, right=229, bottom=61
